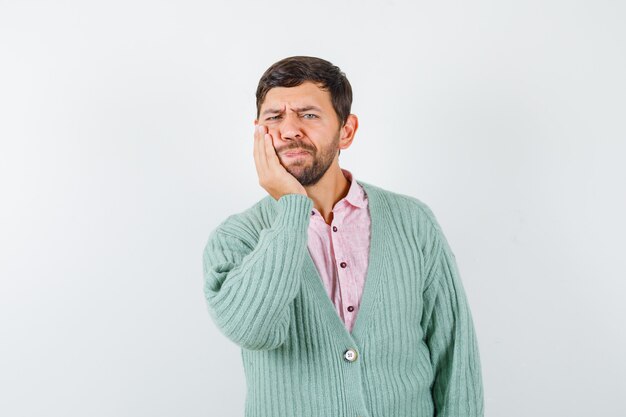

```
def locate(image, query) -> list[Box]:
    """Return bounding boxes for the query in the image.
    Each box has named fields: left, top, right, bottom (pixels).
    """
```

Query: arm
left=202, top=193, right=313, bottom=351
left=202, top=121, right=311, bottom=350
left=421, top=228, right=484, bottom=417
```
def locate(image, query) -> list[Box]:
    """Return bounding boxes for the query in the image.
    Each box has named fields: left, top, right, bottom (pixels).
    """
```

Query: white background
left=1, top=1, right=625, bottom=416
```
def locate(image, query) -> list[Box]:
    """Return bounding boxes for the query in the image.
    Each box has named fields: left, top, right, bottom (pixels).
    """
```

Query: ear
left=339, top=114, right=359, bottom=151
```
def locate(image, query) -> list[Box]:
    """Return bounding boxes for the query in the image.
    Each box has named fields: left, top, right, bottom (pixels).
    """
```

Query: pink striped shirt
left=307, top=168, right=371, bottom=334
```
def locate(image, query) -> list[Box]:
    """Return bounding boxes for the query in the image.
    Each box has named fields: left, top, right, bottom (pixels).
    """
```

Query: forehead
left=261, top=81, right=332, bottom=110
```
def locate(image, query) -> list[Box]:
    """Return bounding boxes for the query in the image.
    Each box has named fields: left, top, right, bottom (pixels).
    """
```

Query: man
left=202, top=56, right=484, bottom=417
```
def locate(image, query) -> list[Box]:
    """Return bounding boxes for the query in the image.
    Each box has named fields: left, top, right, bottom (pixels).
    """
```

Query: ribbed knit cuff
left=273, top=193, right=314, bottom=231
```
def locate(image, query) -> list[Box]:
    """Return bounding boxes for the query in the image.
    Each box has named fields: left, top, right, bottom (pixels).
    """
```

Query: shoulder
left=208, top=195, right=277, bottom=246
left=356, top=180, right=443, bottom=233
left=357, top=181, right=455, bottom=281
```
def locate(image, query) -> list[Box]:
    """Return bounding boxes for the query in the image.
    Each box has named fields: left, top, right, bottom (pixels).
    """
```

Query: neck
left=304, top=163, right=350, bottom=225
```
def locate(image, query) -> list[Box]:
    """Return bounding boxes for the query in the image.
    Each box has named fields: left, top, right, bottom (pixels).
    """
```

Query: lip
left=283, top=150, right=310, bottom=157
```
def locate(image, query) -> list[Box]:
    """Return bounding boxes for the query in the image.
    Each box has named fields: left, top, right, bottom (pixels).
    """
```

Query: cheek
left=267, top=128, right=281, bottom=142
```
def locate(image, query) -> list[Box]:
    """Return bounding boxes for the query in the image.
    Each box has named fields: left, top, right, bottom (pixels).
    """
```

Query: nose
left=278, top=113, right=303, bottom=141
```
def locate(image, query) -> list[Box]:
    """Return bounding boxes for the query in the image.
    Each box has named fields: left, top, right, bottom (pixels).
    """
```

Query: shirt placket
left=330, top=204, right=358, bottom=332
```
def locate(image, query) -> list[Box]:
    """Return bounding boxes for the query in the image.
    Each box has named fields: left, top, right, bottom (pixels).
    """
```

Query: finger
left=263, top=131, right=281, bottom=168
left=253, top=127, right=262, bottom=178
left=253, top=126, right=260, bottom=174
left=258, top=130, right=270, bottom=172
left=254, top=125, right=269, bottom=173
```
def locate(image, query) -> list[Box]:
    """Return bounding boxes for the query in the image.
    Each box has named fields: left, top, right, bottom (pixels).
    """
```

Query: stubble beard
left=281, top=131, right=340, bottom=187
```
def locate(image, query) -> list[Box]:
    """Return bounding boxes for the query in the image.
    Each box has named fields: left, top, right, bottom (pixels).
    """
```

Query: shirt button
left=347, top=306, right=354, bottom=312
left=311, top=210, right=315, bottom=215
left=332, top=226, right=338, bottom=232
left=344, top=348, right=358, bottom=362
left=340, top=261, right=347, bottom=268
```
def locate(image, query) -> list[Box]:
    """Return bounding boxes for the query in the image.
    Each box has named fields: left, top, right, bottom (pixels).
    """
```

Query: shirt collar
left=340, top=168, right=367, bottom=209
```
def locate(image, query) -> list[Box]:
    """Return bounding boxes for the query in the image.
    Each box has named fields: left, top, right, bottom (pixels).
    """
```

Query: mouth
left=283, top=149, right=310, bottom=157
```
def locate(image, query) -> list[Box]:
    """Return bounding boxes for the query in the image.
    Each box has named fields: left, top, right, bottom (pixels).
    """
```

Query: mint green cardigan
left=202, top=180, right=483, bottom=417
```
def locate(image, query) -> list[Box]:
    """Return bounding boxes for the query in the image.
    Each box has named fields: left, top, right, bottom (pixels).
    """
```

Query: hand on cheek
left=253, top=124, right=307, bottom=200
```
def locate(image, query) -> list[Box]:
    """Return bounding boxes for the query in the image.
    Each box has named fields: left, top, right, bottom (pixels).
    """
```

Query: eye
left=302, top=114, right=318, bottom=119
left=266, top=115, right=281, bottom=121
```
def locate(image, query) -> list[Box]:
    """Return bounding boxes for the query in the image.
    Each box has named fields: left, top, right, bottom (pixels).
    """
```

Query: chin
left=283, top=160, right=309, bottom=171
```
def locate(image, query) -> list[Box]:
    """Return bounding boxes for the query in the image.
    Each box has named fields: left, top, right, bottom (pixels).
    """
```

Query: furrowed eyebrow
left=293, top=106, right=322, bottom=113
left=261, top=108, right=283, bottom=116
left=261, top=105, right=322, bottom=116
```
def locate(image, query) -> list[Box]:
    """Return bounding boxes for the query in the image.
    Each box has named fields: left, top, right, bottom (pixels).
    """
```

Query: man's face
left=255, top=81, right=342, bottom=186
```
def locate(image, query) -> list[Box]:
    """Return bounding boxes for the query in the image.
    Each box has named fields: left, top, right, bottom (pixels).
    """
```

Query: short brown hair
left=255, top=56, right=353, bottom=127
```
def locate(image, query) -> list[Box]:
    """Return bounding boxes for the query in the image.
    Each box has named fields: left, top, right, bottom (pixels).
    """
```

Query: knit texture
left=202, top=180, right=484, bottom=417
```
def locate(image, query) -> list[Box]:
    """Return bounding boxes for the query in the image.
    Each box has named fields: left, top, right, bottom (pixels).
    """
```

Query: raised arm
left=202, top=194, right=313, bottom=350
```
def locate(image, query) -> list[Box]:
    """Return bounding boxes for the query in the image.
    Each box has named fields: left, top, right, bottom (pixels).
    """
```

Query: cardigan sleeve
left=202, top=194, right=314, bottom=351
left=421, top=227, right=484, bottom=417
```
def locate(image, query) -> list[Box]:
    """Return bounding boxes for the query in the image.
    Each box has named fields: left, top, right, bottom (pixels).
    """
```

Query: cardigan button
left=344, top=348, right=358, bottom=362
